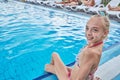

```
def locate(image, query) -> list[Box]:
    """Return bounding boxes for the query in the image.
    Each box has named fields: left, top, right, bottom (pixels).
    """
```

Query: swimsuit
left=67, top=66, right=97, bottom=80
left=68, top=70, right=71, bottom=80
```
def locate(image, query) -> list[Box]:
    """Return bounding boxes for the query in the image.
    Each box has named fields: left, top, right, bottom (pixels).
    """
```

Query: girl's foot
left=108, top=4, right=112, bottom=10
left=45, top=64, right=55, bottom=74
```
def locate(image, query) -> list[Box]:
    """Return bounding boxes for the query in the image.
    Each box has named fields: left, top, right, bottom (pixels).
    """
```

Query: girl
left=55, top=0, right=79, bottom=5
left=45, top=15, right=110, bottom=80
left=108, top=4, right=120, bottom=11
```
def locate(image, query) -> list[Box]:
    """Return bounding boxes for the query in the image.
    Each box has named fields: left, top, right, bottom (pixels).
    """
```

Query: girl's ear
left=104, top=30, right=109, bottom=35
left=103, top=30, right=109, bottom=39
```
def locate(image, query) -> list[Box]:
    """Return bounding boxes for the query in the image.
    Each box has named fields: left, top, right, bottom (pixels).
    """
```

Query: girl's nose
left=87, top=30, right=92, bottom=36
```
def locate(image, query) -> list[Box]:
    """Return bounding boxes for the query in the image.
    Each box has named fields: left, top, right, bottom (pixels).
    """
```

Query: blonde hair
left=90, top=15, right=110, bottom=40
left=91, top=15, right=110, bottom=32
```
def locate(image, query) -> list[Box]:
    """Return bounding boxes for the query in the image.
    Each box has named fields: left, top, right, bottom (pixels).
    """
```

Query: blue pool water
left=114, top=74, right=120, bottom=80
left=0, top=1, right=120, bottom=80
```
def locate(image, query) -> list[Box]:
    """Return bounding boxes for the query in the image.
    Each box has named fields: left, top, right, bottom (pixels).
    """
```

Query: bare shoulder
left=83, top=48, right=101, bottom=61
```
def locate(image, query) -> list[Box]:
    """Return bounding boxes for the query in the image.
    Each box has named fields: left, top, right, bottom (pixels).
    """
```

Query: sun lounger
left=88, top=0, right=120, bottom=14
left=106, top=11, right=120, bottom=19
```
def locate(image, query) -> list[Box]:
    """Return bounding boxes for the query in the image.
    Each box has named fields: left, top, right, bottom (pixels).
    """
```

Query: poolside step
left=95, top=55, right=120, bottom=80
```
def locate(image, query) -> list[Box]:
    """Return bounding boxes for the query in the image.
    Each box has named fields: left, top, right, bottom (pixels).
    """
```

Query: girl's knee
left=52, top=52, right=59, bottom=58
left=52, top=52, right=60, bottom=61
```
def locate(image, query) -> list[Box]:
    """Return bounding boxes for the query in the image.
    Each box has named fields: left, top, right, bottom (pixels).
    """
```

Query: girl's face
left=85, top=17, right=107, bottom=44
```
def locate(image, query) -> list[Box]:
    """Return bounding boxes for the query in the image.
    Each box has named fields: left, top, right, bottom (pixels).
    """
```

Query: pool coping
left=95, top=53, right=120, bottom=80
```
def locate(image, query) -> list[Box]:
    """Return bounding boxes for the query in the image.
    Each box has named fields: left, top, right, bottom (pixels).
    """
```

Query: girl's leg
left=108, top=5, right=112, bottom=10
left=45, top=52, right=69, bottom=80
left=45, top=64, right=55, bottom=74
left=45, top=53, right=56, bottom=74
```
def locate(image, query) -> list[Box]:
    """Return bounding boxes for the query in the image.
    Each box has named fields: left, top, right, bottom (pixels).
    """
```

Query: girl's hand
left=67, top=67, right=72, bottom=72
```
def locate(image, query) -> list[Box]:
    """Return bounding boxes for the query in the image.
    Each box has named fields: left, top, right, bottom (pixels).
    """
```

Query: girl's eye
left=92, top=29, right=98, bottom=32
left=86, top=27, right=88, bottom=30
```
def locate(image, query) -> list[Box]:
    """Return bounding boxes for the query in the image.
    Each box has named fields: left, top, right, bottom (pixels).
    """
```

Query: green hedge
left=101, top=0, right=111, bottom=6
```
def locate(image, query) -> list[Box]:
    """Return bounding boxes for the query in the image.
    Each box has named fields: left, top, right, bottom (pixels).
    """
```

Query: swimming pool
left=0, top=1, right=120, bottom=80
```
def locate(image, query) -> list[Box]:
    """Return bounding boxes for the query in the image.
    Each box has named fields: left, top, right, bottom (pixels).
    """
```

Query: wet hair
left=90, top=15, right=110, bottom=32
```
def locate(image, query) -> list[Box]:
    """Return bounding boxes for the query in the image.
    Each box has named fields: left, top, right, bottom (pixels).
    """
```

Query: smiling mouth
left=87, top=37, right=94, bottom=40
